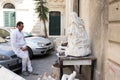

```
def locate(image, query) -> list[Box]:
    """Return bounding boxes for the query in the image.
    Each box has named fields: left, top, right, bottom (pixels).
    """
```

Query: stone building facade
left=0, top=0, right=35, bottom=32
left=0, top=0, right=66, bottom=36
left=0, top=0, right=120, bottom=80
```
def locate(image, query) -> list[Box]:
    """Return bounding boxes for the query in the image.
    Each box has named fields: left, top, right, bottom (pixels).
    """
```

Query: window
left=3, top=3, right=16, bottom=27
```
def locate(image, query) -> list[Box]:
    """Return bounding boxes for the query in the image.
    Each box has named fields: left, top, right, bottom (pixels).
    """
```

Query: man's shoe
left=22, top=71, right=29, bottom=76
left=28, top=71, right=39, bottom=75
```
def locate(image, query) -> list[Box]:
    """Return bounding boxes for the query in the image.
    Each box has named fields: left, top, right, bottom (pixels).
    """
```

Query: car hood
left=0, top=49, right=15, bottom=57
left=25, top=37, right=51, bottom=44
left=0, top=41, right=12, bottom=51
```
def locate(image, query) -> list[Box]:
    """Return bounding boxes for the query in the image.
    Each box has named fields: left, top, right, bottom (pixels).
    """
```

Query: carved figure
left=65, top=12, right=91, bottom=56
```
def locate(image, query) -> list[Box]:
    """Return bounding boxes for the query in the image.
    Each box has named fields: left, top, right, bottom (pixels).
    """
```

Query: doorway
left=49, top=11, right=61, bottom=36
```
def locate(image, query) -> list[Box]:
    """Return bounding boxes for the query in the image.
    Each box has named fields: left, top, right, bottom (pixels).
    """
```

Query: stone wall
left=105, top=0, right=120, bottom=80
left=79, top=0, right=106, bottom=80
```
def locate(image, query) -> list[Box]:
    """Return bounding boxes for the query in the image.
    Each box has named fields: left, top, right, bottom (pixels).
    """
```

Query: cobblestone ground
left=20, top=50, right=58, bottom=80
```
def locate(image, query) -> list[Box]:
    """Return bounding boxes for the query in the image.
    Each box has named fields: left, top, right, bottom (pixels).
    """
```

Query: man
left=10, top=21, right=33, bottom=76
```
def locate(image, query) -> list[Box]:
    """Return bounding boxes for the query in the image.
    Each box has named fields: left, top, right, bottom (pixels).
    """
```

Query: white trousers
left=14, top=49, right=33, bottom=72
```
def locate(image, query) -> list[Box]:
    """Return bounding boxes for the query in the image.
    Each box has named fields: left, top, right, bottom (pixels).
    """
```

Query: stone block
left=108, top=23, right=120, bottom=43
left=109, top=1, right=120, bottom=21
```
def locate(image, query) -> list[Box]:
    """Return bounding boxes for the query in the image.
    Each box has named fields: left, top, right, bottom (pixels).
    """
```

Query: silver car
left=0, top=28, right=54, bottom=58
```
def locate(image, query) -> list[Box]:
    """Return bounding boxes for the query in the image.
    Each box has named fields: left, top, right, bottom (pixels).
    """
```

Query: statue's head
left=70, top=12, right=84, bottom=26
left=70, top=12, right=78, bottom=23
left=78, top=18, right=84, bottom=26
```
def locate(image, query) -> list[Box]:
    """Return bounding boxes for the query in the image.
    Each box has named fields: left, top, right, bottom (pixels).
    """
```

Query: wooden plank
left=63, top=60, right=92, bottom=65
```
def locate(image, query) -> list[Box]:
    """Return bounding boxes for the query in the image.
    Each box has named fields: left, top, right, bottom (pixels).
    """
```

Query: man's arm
left=10, top=31, right=20, bottom=48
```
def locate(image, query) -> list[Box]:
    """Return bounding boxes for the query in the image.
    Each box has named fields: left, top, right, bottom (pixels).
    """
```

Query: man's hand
left=20, top=47, right=28, bottom=51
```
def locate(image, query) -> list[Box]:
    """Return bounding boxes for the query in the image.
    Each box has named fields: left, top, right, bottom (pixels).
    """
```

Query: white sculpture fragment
left=65, top=12, right=91, bottom=57
left=61, top=71, right=79, bottom=80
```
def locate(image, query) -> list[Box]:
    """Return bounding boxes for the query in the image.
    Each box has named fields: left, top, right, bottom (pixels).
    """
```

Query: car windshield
left=0, top=29, right=10, bottom=38
left=23, top=32, right=32, bottom=37
left=0, top=28, right=32, bottom=38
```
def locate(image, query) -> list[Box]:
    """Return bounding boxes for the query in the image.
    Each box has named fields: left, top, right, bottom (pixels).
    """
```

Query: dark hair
left=16, top=21, right=23, bottom=27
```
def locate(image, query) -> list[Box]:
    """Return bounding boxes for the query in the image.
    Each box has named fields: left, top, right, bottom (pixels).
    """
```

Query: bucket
left=51, top=63, right=60, bottom=80
left=51, top=62, right=74, bottom=80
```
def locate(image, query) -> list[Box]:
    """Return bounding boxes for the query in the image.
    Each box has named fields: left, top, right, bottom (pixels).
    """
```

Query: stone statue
left=65, top=12, right=91, bottom=57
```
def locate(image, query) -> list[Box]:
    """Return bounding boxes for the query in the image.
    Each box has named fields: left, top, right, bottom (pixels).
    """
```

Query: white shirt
left=10, top=28, right=27, bottom=50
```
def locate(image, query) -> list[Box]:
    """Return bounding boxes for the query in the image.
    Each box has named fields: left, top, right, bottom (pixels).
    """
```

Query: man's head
left=16, top=21, right=24, bottom=31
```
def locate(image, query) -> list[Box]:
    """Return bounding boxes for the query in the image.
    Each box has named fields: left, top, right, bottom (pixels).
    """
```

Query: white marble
left=61, top=71, right=79, bottom=80
left=65, top=12, right=91, bottom=57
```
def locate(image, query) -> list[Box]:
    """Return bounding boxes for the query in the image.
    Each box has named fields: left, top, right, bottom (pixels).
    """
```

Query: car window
left=23, top=32, right=32, bottom=37
left=0, top=29, right=10, bottom=38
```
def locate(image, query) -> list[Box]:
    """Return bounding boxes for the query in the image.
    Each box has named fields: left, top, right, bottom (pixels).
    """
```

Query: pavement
left=20, top=50, right=58, bottom=80
left=18, top=37, right=86, bottom=80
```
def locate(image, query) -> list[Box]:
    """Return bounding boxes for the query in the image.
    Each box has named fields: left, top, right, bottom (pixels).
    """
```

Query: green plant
left=35, top=0, right=49, bottom=37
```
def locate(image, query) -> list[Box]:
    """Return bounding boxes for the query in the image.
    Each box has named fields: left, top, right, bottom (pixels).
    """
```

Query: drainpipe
left=78, top=0, right=79, bottom=17
left=100, top=0, right=105, bottom=80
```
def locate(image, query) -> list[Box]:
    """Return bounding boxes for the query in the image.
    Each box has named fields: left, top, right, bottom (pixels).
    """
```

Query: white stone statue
left=65, top=12, right=91, bottom=57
